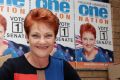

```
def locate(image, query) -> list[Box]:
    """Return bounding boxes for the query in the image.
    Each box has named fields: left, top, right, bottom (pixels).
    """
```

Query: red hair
left=24, top=8, right=59, bottom=37
left=80, top=23, right=96, bottom=39
left=0, top=14, right=7, bottom=32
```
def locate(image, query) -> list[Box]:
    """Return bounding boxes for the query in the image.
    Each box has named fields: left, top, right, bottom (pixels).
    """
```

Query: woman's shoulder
left=98, top=47, right=114, bottom=62
left=98, top=47, right=113, bottom=56
left=2, top=55, right=25, bottom=66
left=75, top=48, right=83, bottom=55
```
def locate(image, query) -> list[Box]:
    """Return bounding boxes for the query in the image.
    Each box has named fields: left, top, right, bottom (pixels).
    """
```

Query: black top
left=0, top=55, right=80, bottom=80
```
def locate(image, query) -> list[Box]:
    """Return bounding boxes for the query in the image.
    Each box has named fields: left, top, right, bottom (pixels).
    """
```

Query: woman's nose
left=86, top=40, right=91, bottom=44
left=38, top=37, right=46, bottom=44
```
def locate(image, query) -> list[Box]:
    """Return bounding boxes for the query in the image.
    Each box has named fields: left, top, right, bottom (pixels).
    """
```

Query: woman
left=75, top=23, right=113, bottom=62
left=0, top=14, right=29, bottom=58
left=0, top=8, right=80, bottom=80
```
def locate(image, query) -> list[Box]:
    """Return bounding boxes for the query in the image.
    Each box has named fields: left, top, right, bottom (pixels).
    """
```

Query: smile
left=36, top=46, right=49, bottom=49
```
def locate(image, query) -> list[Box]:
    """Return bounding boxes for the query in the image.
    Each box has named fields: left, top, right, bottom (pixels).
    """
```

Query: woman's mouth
left=36, top=46, right=49, bottom=49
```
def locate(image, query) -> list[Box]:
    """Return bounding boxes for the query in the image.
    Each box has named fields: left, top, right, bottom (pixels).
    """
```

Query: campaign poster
left=74, top=0, right=113, bottom=69
left=0, top=0, right=29, bottom=59
left=29, top=0, right=76, bottom=63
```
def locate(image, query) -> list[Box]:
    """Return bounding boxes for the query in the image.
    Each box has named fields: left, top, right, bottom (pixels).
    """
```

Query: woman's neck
left=84, top=48, right=98, bottom=60
left=25, top=52, right=49, bottom=69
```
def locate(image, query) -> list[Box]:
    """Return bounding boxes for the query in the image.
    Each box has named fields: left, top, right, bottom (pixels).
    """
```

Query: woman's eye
left=45, top=35, right=53, bottom=38
left=83, top=38, right=87, bottom=40
left=32, top=35, right=40, bottom=38
left=90, top=38, right=94, bottom=41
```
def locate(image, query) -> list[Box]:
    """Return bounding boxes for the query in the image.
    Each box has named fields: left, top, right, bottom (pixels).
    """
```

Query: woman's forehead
left=30, top=23, right=54, bottom=33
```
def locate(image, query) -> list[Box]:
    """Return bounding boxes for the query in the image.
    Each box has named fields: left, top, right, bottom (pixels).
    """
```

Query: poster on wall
left=74, top=0, right=113, bottom=69
left=29, top=0, right=76, bottom=63
left=0, top=0, right=30, bottom=59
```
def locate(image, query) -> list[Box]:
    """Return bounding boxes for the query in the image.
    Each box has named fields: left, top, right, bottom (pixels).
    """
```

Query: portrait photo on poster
left=75, top=23, right=113, bottom=63
left=0, top=14, right=29, bottom=58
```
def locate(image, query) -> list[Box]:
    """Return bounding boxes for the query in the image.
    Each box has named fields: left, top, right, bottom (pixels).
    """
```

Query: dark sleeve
left=0, top=59, right=14, bottom=80
left=12, top=41, right=30, bottom=53
left=105, top=49, right=114, bottom=62
left=18, top=44, right=30, bottom=53
left=64, top=61, right=81, bottom=80
left=100, top=47, right=114, bottom=62
left=58, top=44, right=75, bottom=61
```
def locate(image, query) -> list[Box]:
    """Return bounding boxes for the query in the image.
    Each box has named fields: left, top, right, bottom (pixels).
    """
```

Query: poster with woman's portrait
left=0, top=0, right=30, bottom=61
left=74, top=0, right=113, bottom=70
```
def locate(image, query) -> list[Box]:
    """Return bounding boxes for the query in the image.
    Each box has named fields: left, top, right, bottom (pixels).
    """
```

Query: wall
left=111, top=0, right=120, bottom=62
left=77, top=0, right=120, bottom=80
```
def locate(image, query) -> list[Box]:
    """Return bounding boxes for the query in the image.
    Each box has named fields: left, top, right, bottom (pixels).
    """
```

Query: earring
left=27, top=41, right=29, bottom=44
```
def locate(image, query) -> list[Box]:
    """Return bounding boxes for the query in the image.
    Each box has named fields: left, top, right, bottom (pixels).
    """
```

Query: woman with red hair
left=0, top=8, right=80, bottom=80
left=75, top=23, right=113, bottom=62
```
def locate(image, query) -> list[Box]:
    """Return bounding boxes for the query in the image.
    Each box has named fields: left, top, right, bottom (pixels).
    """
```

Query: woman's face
left=0, top=25, right=5, bottom=39
left=27, top=22, right=55, bottom=58
left=81, top=32, right=96, bottom=53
